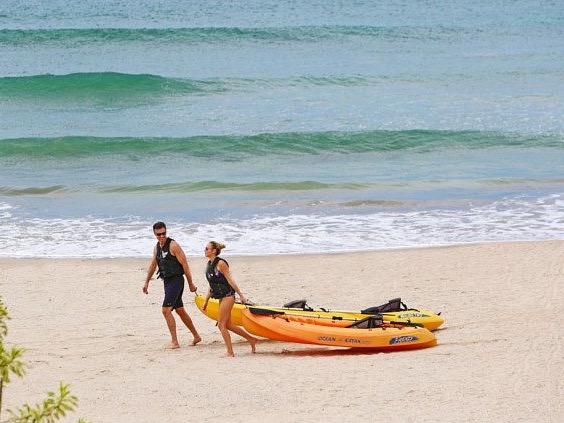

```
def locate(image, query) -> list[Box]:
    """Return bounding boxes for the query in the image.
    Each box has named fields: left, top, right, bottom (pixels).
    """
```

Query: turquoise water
left=1, top=0, right=563, bottom=257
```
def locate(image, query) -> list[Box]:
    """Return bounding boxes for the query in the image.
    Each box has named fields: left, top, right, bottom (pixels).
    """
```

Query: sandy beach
left=1, top=240, right=562, bottom=422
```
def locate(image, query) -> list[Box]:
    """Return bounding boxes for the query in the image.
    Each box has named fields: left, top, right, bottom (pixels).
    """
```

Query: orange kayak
left=241, top=308, right=437, bottom=351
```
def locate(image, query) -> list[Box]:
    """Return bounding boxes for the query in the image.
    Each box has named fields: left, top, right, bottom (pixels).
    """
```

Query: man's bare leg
left=162, top=306, right=180, bottom=349
left=176, top=307, right=202, bottom=345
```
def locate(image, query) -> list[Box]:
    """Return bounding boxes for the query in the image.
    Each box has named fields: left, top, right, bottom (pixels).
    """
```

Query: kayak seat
left=283, top=299, right=313, bottom=311
left=361, top=297, right=408, bottom=314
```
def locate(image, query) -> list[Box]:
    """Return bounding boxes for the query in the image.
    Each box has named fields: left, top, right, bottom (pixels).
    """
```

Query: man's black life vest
left=156, top=238, right=184, bottom=280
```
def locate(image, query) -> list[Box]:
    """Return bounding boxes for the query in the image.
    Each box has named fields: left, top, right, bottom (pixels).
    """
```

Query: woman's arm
left=217, top=260, right=247, bottom=304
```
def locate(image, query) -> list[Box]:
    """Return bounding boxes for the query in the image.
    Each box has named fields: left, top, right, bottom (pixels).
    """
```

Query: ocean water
left=1, top=0, right=563, bottom=258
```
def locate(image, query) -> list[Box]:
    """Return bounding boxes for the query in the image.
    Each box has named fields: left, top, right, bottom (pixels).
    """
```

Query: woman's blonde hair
left=209, top=241, right=226, bottom=254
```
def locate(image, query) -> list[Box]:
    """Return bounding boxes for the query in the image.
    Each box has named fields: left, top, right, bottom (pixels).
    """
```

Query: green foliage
left=0, top=306, right=9, bottom=340
left=0, top=298, right=88, bottom=423
left=6, top=382, right=78, bottom=423
left=0, top=344, right=26, bottom=385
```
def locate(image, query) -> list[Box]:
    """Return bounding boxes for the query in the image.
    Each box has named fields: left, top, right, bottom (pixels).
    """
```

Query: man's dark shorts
left=163, top=275, right=184, bottom=309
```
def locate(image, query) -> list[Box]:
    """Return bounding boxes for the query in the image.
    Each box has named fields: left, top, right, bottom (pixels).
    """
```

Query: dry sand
left=1, top=240, right=563, bottom=422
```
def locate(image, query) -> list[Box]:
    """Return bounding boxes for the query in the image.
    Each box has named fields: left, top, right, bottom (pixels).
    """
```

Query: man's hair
left=153, top=221, right=166, bottom=231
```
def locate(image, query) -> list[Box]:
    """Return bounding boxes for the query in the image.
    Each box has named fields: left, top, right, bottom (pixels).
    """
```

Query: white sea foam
left=1, top=194, right=561, bottom=258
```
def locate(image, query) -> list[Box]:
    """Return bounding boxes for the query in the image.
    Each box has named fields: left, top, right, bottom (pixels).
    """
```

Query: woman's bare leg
left=218, top=296, right=236, bottom=356
left=226, top=322, right=257, bottom=353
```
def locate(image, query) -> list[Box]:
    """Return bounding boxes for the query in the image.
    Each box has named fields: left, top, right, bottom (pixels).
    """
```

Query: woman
left=202, top=241, right=257, bottom=357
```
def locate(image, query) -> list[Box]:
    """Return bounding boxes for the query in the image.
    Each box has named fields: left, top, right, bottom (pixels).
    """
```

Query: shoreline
left=1, top=238, right=561, bottom=260
left=1, top=240, right=563, bottom=422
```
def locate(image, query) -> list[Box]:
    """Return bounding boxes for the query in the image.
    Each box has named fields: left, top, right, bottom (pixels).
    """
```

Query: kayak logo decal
left=389, top=336, right=418, bottom=344
left=317, top=336, right=369, bottom=345
left=397, top=313, right=429, bottom=319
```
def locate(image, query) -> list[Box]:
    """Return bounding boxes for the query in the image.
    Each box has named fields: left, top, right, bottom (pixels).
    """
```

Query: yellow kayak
left=194, top=295, right=444, bottom=331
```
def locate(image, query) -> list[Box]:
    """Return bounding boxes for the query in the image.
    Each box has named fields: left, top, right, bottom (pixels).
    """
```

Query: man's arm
left=143, top=246, right=158, bottom=294
left=170, top=240, right=197, bottom=292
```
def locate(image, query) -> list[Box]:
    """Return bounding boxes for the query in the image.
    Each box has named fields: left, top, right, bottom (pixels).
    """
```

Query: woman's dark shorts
left=163, top=275, right=184, bottom=309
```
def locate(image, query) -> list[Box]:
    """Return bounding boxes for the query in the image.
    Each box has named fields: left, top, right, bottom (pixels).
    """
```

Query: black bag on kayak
left=361, top=297, right=407, bottom=314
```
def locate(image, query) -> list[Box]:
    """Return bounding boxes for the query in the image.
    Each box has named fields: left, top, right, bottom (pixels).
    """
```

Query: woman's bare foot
left=220, top=352, right=235, bottom=358
left=165, top=342, right=180, bottom=350
left=249, top=337, right=257, bottom=353
left=192, top=335, right=202, bottom=346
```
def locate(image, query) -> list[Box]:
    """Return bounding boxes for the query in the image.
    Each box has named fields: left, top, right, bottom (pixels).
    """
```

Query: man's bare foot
left=249, top=337, right=257, bottom=353
left=192, top=335, right=202, bottom=346
left=165, top=342, right=180, bottom=350
left=220, top=352, right=235, bottom=358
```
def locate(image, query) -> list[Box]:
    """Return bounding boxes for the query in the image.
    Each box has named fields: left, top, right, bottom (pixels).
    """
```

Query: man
left=143, top=222, right=201, bottom=348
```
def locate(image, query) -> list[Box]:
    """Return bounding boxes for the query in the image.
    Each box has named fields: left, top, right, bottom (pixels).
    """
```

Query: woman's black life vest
left=206, top=257, right=233, bottom=298
left=156, top=238, right=184, bottom=280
